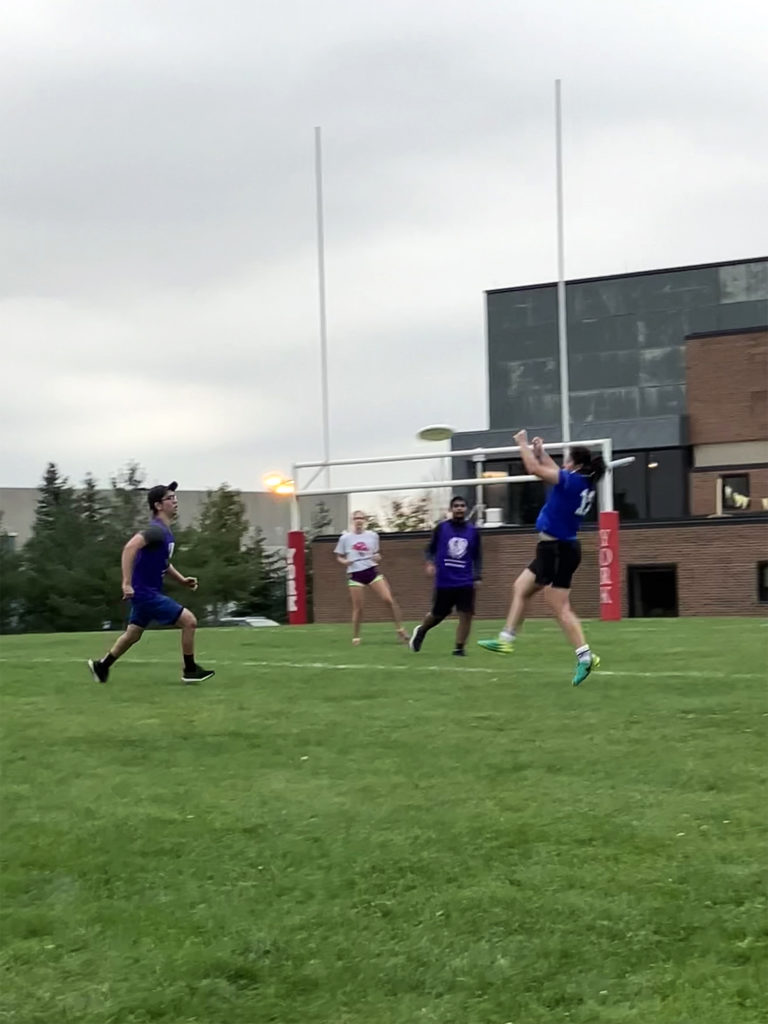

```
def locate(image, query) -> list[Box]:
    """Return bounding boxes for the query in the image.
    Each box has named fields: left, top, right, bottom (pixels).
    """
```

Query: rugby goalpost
left=285, top=438, right=633, bottom=625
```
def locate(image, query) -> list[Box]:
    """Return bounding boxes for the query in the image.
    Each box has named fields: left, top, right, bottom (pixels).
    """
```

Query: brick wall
left=686, top=330, right=768, bottom=445
left=311, top=521, right=768, bottom=622
left=690, top=468, right=768, bottom=516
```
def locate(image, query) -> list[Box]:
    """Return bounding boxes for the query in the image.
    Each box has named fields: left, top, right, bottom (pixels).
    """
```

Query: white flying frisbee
left=417, top=424, right=455, bottom=442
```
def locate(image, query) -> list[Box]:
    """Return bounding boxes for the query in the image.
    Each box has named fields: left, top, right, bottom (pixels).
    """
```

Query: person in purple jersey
left=478, top=430, right=605, bottom=686
left=409, top=496, right=482, bottom=657
left=87, top=481, right=215, bottom=685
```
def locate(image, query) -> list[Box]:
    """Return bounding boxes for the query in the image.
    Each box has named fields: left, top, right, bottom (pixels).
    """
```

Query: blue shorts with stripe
left=129, top=593, right=184, bottom=629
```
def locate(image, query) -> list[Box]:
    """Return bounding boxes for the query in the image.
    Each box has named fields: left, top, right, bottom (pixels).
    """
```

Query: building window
left=628, top=564, right=679, bottom=617
left=758, top=562, right=768, bottom=603
left=509, top=458, right=546, bottom=526
left=0, top=532, right=17, bottom=555
left=722, top=474, right=750, bottom=511
left=612, top=451, right=647, bottom=519
left=647, top=449, right=689, bottom=519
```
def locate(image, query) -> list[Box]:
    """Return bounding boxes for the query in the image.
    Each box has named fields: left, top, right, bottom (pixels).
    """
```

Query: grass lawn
left=1, top=618, right=766, bottom=1023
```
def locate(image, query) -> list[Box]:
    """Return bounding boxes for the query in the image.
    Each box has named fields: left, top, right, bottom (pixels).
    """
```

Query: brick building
left=313, top=257, right=768, bottom=621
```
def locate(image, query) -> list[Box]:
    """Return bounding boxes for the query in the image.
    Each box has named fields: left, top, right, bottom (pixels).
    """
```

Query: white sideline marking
left=0, top=656, right=764, bottom=681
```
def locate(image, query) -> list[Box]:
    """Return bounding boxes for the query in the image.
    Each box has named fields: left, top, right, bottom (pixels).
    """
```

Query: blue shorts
left=129, top=594, right=184, bottom=629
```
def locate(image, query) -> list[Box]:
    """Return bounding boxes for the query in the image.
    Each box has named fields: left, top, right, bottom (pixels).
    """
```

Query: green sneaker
left=572, top=653, right=600, bottom=687
left=477, top=638, right=514, bottom=655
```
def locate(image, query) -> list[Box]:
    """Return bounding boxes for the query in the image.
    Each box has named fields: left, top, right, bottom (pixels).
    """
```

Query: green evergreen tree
left=77, top=473, right=122, bottom=629
left=108, top=462, right=148, bottom=540
left=183, top=486, right=252, bottom=621
left=21, top=463, right=97, bottom=632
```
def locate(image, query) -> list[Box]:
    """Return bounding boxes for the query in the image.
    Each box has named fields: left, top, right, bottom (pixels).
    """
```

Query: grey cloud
left=1, top=0, right=765, bottom=490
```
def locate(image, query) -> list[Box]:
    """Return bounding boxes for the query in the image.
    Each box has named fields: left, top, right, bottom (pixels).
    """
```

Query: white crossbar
left=295, top=438, right=611, bottom=471
left=297, top=474, right=538, bottom=498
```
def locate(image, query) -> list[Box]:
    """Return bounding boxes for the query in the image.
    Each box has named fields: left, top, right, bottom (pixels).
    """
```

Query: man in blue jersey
left=409, top=496, right=482, bottom=656
left=478, top=430, right=604, bottom=686
left=87, top=481, right=214, bottom=685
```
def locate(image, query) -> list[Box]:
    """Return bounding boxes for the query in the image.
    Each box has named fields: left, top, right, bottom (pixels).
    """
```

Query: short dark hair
left=147, top=480, right=178, bottom=513
left=450, top=495, right=467, bottom=507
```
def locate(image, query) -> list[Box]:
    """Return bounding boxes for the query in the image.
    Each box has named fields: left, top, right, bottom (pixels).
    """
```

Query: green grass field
left=1, top=619, right=766, bottom=1024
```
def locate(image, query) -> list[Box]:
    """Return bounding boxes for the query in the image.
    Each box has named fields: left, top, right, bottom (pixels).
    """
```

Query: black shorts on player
left=527, top=539, right=582, bottom=589
left=431, top=585, right=476, bottom=619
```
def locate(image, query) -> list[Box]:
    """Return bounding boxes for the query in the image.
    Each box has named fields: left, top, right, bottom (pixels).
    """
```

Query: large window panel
left=648, top=449, right=688, bottom=519
left=612, top=451, right=647, bottom=519
left=508, top=458, right=546, bottom=525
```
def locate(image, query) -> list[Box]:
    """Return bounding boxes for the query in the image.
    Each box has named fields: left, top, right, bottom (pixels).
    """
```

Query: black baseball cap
left=147, top=481, right=178, bottom=511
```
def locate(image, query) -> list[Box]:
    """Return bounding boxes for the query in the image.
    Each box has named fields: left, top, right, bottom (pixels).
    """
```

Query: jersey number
left=575, top=488, right=594, bottom=517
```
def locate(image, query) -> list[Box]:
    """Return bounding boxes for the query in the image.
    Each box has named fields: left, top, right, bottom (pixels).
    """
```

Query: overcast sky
left=2, top=0, right=766, bottom=498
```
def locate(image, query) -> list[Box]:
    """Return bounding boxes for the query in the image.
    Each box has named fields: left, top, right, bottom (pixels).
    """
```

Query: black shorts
left=431, top=586, right=476, bottom=618
left=528, top=539, right=582, bottom=589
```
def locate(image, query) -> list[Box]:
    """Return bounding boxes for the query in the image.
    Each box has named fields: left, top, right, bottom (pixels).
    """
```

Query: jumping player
left=478, top=431, right=604, bottom=686
left=334, top=510, right=408, bottom=645
left=87, top=482, right=214, bottom=685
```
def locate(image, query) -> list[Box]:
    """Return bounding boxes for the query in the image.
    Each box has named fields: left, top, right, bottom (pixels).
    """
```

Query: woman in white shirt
left=334, top=510, right=408, bottom=646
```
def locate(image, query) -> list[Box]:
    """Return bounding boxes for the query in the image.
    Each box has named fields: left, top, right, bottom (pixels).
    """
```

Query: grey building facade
left=452, top=257, right=768, bottom=525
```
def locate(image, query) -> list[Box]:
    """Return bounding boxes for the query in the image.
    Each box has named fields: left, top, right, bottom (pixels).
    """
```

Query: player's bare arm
left=515, top=429, right=559, bottom=485
left=121, top=533, right=147, bottom=598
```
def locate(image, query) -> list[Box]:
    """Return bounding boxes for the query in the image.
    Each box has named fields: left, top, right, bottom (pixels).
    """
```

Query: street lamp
left=263, top=472, right=295, bottom=495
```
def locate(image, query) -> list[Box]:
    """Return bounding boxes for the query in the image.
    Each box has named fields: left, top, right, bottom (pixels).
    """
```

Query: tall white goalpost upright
left=314, top=126, right=331, bottom=491
left=554, top=78, right=621, bottom=621
left=555, top=78, right=571, bottom=447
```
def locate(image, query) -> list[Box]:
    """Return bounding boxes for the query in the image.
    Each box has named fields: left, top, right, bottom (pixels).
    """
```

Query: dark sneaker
left=409, top=626, right=424, bottom=653
left=452, top=647, right=466, bottom=657
left=182, top=664, right=215, bottom=684
left=88, top=658, right=109, bottom=684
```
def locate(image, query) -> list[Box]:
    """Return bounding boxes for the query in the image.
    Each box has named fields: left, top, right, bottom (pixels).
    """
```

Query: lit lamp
left=263, top=472, right=295, bottom=495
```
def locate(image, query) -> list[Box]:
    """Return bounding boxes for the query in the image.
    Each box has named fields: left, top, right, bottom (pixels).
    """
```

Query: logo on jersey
left=447, top=537, right=468, bottom=560
left=352, top=541, right=369, bottom=552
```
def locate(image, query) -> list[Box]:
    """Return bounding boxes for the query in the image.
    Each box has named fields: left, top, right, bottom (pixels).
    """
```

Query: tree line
left=0, top=463, right=287, bottom=634
left=0, top=466, right=438, bottom=635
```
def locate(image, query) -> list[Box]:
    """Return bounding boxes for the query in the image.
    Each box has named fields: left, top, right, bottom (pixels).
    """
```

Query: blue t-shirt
left=535, top=469, right=595, bottom=541
left=132, top=520, right=175, bottom=600
left=427, top=520, right=482, bottom=588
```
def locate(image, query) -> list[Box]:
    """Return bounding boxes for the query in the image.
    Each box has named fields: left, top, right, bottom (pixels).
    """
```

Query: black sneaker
left=452, top=647, right=466, bottom=657
left=409, top=626, right=424, bottom=653
left=87, top=658, right=109, bottom=684
left=182, top=664, right=215, bottom=684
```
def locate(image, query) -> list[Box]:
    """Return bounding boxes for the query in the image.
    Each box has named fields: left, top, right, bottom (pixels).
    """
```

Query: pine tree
left=183, top=486, right=252, bottom=621
left=21, top=463, right=95, bottom=631
left=233, top=528, right=287, bottom=622
left=77, top=473, right=121, bottom=629
left=108, top=462, right=148, bottom=541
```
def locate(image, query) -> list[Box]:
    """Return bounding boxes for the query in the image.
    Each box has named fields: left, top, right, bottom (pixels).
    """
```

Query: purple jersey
left=132, top=520, right=175, bottom=600
left=535, top=469, right=595, bottom=541
left=427, top=520, right=482, bottom=588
